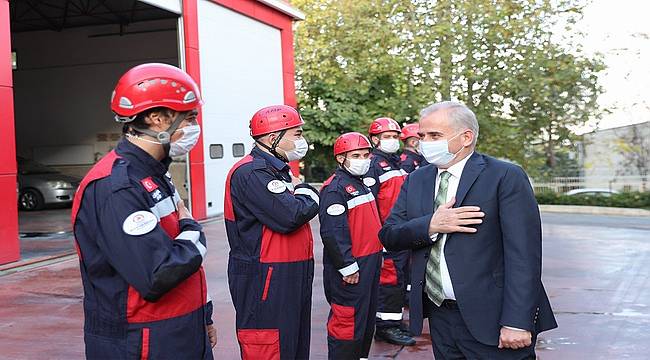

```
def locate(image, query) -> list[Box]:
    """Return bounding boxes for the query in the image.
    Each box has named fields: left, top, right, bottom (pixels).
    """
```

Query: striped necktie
left=425, top=171, right=452, bottom=306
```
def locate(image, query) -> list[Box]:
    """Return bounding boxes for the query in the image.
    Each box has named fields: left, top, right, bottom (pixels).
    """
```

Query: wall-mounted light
left=11, top=51, right=17, bottom=70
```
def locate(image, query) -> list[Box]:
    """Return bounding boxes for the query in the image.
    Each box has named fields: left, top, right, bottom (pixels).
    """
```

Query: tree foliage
left=293, top=0, right=605, bottom=180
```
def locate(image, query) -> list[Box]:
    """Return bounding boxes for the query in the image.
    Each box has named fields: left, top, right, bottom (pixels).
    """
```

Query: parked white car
left=564, top=188, right=619, bottom=197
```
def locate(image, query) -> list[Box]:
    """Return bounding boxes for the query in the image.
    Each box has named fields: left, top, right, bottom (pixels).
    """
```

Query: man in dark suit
left=379, top=101, right=557, bottom=359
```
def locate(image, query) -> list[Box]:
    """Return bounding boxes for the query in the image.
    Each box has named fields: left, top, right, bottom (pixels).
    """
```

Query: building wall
left=197, top=0, right=284, bottom=216
left=0, top=0, right=19, bottom=264
left=0, top=0, right=301, bottom=264
left=183, top=0, right=299, bottom=218
left=12, top=18, right=179, bottom=164
left=583, top=121, right=650, bottom=189
left=10, top=18, right=190, bottom=199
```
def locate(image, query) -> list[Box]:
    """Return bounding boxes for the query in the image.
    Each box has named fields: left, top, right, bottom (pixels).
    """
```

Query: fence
left=531, top=175, right=649, bottom=194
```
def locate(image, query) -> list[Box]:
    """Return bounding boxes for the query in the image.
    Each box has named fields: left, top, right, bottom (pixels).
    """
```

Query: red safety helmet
left=368, top=117, right=401, bottom=135
left=250, top=105, right=305, bottom=137
left=400, top=123, right=420, bottom=141
left=333, top=132, right=372, bottom=156
left=111, top=63, right=203, bottom=121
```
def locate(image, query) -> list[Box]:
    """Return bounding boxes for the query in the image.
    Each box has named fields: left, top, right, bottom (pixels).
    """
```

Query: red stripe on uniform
left=321, top=174, right=335, bottom=189
left=126, top=207, right=207, bottom=323
left=260, top=224, right=314, bottom=263
left=261, top=266, right=273, bottom=301
left=159, top=212, right=180, bottom=238
left=224, top=155, right=254, bottom=221
left=347, top=202, right=383, bottom=258
left=127, top=267, right=207, bottom=323
left=377, top=176, right=405, bottom=223
left=380, top=258, right=398, bottom=285
left=140, top=327, right=150, bottom=360
left=71, top=151, right=121, bottom=260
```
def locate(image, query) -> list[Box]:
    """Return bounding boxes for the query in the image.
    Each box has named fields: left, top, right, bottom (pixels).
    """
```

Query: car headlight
left=47, top=180, right=74, bottom=189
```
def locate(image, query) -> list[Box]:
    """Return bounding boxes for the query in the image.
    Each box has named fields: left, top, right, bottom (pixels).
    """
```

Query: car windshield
left=18, top=158, right=58, bottom=175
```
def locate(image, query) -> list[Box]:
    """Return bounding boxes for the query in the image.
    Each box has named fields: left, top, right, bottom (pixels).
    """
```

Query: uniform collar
left=438, top=151, right=473, bottom=179
left=115, top=137, right=170, bottom=176
left=252, top=146, right=289, bottom=171
left=335, top=166, right=363, bottom=181
left=372, top=148, right=400, bottom=163
left=403, top=149, right=420, bottom=157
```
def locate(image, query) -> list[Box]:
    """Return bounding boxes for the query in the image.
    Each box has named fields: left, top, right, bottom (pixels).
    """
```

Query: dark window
left=209, top=144, right=223, bottom=159
left=232, top=143, right=246, bottom=158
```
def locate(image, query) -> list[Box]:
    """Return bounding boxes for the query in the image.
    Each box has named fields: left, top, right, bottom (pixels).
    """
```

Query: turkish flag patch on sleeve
left=140, top=177, right=158, bottom=192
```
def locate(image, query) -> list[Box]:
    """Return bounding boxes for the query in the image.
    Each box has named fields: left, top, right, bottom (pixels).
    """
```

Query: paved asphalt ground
left=0, top=212, right=649, bottom=359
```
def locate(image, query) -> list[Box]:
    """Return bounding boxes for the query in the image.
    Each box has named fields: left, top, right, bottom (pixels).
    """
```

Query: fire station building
left=0, top=0, right=304, bottom=264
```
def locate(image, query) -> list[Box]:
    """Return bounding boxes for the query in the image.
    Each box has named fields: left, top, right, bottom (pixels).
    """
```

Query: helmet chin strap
left=256, top=130, right=289, bottom=162
left=131, top=111, right=188, bottom=156
left=370, top=137, right=380, bottom=150
left=338, top=154, right=347, bottom=168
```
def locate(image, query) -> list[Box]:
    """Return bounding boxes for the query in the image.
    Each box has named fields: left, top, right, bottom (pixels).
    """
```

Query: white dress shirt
left=431, top=152, right=473, bottom=300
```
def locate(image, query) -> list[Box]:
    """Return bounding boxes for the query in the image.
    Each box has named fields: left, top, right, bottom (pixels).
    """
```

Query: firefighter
left=224, top=105, right=320, bottom=360
left=364, top=117, right=416, bottom=346
left=71, top=63, right=215, bottom=359
left=398, top=123, right=426, bottom=305
left=319, top=132, right=384, bottom=360
left=400, top=123, right=427, bottom=174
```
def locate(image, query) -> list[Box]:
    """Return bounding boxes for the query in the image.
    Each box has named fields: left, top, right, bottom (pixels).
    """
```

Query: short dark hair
left=122, top=107, right=172, bottom=135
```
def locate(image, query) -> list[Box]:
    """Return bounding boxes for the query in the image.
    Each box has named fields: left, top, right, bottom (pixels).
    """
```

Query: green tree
left=293, top=0, right=604, bottom=181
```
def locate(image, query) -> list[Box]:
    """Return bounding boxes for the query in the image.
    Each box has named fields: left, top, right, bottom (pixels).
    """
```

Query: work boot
left=399, top=323, right=412, bottom=336
left=374, top=326, right=416, bottom=346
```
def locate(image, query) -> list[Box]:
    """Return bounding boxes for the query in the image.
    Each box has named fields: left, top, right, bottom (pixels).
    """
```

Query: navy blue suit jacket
left=379, top=152, right=557, bottom=345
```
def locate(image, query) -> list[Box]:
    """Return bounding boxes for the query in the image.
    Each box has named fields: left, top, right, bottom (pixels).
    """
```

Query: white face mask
left=345, top=158, right=371, bottom=176
left=379, top=138, right=400, bottom=153
left=284, top=138, right=309, bottom=161
left=419, top=132, right=462, bottom=166
left=169, top=125, right=201, bottom=157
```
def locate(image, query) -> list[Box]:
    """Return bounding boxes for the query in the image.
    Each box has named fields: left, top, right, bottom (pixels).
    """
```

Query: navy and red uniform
left=319, top=168, right=383, bottom=360
left=400, top=149, right=427, bottom=174
left=224, top=146, right=320, bottom=360
left=365, top=149, right=408, bottom=328
left=72, top=139, right=213, bottom=359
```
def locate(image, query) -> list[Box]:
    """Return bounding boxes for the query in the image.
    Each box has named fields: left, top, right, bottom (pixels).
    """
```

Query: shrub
left=535, top=191, right=650, bottom=209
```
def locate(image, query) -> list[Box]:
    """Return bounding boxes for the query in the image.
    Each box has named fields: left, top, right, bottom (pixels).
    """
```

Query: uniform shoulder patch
left=345, top=185, right=357, bottom=194
left=140, top=177, right=158, bottom=192
left=379, top=160, right=389, bottom=168
left=400, top=154, right=407, bottom=161
left=363, top=177, right=377, bottom=187
left=267, top=179, right=287, bottom=194
left=123, top=211, right=158, bottom=236
left=326, top=204, right=346, bottom=216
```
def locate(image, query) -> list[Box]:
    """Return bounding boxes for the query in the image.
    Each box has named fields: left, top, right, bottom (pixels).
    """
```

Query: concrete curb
left=0, top=252, right=77, bottom=276
left=539, top=204, right=650, bottom=217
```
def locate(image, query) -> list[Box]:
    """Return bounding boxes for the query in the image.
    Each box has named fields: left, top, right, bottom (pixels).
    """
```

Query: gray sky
left=577, top=0, right=650, bottom=131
